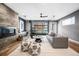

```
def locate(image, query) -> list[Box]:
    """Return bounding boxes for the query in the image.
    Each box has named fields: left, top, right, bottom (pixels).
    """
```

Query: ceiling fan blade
left=41, top=16, right=48, bottom=17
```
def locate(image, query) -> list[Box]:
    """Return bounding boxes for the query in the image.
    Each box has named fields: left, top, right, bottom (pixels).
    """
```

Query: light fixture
left=40, top=13, right=48, bottom=18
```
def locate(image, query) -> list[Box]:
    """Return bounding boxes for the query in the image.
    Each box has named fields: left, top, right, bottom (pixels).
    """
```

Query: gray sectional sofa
left=46, top=32, right=68, bottom=48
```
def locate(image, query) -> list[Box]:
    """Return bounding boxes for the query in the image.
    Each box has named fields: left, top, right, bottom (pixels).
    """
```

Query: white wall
left=49, top=21, right=57, bottom=33
left=49, top=22, right=53, bottom=33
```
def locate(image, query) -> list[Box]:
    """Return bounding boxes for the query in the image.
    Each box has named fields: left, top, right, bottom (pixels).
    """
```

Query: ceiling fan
left=40, top=13, right=48, bottom=18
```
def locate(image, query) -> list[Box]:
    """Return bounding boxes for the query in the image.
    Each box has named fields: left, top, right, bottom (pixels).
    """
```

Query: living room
left=0, top=3, right=79, bottom=56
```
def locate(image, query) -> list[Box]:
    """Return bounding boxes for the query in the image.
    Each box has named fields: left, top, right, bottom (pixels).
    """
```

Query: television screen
left=2, top=28, right=9, bottom=37
left=9, top=29, right=14, bottom=33
left=0, top=28, right=2, bottom=38
left=0, top=27, right=16, bottom=38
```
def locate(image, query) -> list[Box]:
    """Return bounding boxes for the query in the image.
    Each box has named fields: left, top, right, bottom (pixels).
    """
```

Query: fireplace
left=0, top=26, right=16, bottom=38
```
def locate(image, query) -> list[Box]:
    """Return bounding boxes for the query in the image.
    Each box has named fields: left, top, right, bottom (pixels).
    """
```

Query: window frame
left=19, top=17, right=26, bottom=33
left=62, top=16, right=75, bottom=26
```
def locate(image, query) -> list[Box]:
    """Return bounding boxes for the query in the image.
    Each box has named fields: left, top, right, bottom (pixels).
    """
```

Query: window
left=19, top=17, right=26, bottom=33
left=31, top=21, right=48, bottom=35
left=62, top=16, right=75, bottom=26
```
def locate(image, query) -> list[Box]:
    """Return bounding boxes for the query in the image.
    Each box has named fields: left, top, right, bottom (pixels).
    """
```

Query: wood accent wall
left=0, top=3, right=19, bottom=34
left=0, top=3, right=19, bottom=51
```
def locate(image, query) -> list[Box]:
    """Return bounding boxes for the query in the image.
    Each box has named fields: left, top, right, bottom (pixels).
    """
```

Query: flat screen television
left=0, top=27, right=16, bottom=38
left=0, top=28, right=2, bottom=38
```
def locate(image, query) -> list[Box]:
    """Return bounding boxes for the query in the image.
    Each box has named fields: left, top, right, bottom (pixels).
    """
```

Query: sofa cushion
left=53, top=36, right=68, bottom=48
left=49, top=32, right=56, bottom=37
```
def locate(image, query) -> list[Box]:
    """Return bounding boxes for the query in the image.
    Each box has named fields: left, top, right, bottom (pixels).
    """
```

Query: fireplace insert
left=0, top=27, right=16, bottom=38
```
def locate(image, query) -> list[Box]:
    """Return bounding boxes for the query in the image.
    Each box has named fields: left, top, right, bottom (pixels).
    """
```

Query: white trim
left=69, top=38, right=79, bottom=44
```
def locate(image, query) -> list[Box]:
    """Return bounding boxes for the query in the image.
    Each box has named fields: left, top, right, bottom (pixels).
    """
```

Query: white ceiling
left=5, top=3, right=79, bottom=20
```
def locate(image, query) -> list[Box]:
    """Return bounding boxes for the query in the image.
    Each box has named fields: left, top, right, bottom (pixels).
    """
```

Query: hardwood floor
left=8, top=36, right=79, bottom=56
left=69, top=41, right=79, bottom=53
left=0, top=36, right=79, bottom=56
left=0, top=41, right=21, bottom=56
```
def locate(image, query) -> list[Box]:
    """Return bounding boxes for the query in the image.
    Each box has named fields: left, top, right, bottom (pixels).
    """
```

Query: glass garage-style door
left=31, top=20, right=49, bottom=35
